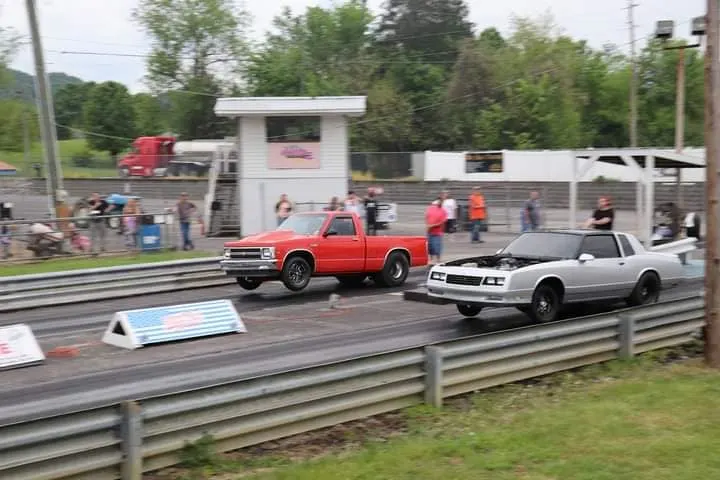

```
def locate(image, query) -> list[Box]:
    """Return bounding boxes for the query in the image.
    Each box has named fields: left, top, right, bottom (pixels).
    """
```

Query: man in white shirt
left=440, top=190, right=457, bottom=238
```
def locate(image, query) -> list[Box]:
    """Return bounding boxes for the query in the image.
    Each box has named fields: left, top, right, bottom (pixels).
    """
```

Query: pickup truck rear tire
left=374, top=251, right=409, bottom=288
left=236, top=277, right=262, bottom=290
left=281, top=256, right=312, bottom=291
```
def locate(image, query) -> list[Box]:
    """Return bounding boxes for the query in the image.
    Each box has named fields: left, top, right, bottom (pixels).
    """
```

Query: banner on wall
left=464, top=151, right=503, bottom=173
left=268, top=142, right=321, bottom=169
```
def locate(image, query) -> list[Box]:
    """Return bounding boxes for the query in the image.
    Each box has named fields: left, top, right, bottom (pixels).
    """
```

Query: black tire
left=336, top=274, right=367, bottom=287
left=626, top=272, right=661, bottom=307
left=457, top=304, right=483, bottom=317
left=281, top=256, right=312, bottom=291
left=373, top=251, right=409, bottom=287
left=236, top=277, right=262, bottom=290
left=529, top=283, right=562, bottom=323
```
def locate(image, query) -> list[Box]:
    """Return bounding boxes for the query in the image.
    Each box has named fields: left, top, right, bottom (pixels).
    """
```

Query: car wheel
left=626, top=272, right=661, bottom=307
left=374, top=251, right=409, bottom=287
left=529, top=283, right=561, bottom=323
left=281, top=256, right=312, bottom=291
left=456, top=304, right=483, bottom=318
left=236, top=277, right=262, bottom=290
left=336, top=274, right=367, bottom=287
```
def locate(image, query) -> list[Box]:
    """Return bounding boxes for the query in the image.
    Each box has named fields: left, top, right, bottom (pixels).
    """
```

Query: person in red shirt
left=425, top=198, right=448, bottom=264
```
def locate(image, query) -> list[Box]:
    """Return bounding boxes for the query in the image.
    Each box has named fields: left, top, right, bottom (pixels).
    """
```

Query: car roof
left=527, top=229, right=621, bottom=236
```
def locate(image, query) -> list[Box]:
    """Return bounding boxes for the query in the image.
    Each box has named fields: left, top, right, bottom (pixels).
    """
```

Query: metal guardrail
left=0, top=257, right=228, bottom=312
left=0, top=294, right=705, bottom=480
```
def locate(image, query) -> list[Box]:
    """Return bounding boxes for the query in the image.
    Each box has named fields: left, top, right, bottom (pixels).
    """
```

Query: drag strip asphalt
left=0, top=280, right=702, bottom=425
left=0, top=269, right=431, bottom=336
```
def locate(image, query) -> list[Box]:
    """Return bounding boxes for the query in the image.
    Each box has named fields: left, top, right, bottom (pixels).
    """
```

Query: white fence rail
left=0, top=294, right=705, bottom=480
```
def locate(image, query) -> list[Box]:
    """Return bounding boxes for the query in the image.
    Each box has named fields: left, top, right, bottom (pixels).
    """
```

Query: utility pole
left=627, top=0, right=639, bottom=147
left=704, top=0, right=720, bottom=368
left=25, top=0, right=64, bottom=213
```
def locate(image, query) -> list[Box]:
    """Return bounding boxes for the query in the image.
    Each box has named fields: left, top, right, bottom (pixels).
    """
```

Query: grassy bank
left=1, top=250, right=215, bottom=277
left=147, top=345, right=720, bottom=480
left=0, top=139, right=117, bottom=178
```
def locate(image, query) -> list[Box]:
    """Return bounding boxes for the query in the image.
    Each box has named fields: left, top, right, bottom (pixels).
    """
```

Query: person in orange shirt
left=468, top=187, right=486, bottom=243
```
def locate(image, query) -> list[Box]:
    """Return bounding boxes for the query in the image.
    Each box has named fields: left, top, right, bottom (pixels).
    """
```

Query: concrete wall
left=6, top=178, right=707, bottom=212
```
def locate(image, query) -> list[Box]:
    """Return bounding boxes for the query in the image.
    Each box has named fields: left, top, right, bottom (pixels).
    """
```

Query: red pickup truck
left=220, top=211, right=428, bottom=292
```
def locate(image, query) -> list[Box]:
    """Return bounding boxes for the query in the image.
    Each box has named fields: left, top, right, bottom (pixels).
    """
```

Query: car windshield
left=499, top=232, right=582, bottom=259
left=277, top=213, right=327, bottom=235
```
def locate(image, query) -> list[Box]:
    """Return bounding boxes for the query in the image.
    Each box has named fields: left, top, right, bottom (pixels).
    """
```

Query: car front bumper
left=219, top=259, right=280, bottom=278
left=425, top=281, right=531, bottom=307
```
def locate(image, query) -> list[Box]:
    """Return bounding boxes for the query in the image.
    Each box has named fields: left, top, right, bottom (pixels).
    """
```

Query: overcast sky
left=1, top=0, right=705, bottom=93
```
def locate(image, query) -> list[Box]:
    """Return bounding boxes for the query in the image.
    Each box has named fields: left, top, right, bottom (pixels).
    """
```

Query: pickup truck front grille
left=446, top=274, right=483, bottom=286
left=228, top=248, right=262, bottom=260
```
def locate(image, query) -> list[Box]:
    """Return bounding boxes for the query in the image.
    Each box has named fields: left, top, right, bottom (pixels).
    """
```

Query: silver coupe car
left=426, top=229, right=686, bottom=323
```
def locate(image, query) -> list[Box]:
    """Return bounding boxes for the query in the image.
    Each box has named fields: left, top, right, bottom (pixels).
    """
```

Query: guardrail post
left=120, top=401, right=143, bottom=480
left=424, top=346, right=443, bottom=408
left=618, top=314, right=636, bottom=359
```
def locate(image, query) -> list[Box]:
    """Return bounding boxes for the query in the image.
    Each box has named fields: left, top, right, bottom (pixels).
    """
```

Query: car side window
left=618, top=234, right=635, bottom=256
left=580, top=235, right=620, bottom=259
left=328, top=217, right=356, bottom=236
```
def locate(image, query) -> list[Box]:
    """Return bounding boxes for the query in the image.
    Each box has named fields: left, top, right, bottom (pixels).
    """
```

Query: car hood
left=430, top=264, right=514, bottom=278
left=226, top=230, right=313, bottom=247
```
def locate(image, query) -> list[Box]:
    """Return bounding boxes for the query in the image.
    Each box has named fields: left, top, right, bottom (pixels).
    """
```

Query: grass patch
left=0, top=139, right=117, bottom=178
left=146, top=344, right=720, bottom=480
left=0, top=250, right=215, bottom=276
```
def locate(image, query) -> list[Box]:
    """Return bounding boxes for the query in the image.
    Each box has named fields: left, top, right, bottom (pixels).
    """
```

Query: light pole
left=654, top=17, right=705, bottom=222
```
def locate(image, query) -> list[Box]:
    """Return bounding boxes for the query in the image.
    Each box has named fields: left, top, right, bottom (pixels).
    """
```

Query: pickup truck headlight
left=261, top=247, right=275, bottom=259
left=430, top=271, right=446, bottom=281
left=483, top=276, right=505, bottom=286
left=223, top=248, right=231, bottom=258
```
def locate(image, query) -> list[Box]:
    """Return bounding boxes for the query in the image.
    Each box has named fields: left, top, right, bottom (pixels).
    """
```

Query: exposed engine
left=448, top=255, right=544, bottom=271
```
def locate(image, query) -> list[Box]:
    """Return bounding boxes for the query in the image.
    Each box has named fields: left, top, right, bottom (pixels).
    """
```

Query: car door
left=575, top=234, right=628, bottom=300
left=316, top=216, right=365, bottom=273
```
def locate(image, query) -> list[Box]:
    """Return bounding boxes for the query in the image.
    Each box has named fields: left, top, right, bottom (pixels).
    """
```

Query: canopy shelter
left=0, top=161, right=17, bottom=176
left=570, top=148, right=706, bottom=245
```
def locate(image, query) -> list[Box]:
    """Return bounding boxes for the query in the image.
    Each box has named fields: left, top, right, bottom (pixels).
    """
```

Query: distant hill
left=0, top=68, right=84, bottom=102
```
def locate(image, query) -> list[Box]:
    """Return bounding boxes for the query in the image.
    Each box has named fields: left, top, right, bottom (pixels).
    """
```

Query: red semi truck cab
left=118, top=136, right=175, bottom=177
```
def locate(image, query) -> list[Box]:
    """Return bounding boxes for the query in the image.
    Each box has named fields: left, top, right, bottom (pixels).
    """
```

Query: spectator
left=426, top=198, right=448, bottom=264
left=468, top=187, right=486, bottom=243
left=584, top=196, right=614, bottom=230
left=275, top=194, right=293, bottom=226
left=325, top=196, right=342, bottom=211
left=344, top=191, right=361, bottom=215
left=176, top=192, right=197, bottom=250
left=440, top=190, right=457, bottom=239
left=364, top=188, right=378, bottom=236
left=0, top=221, right=11, bottom=259
left=522, top=191, right=541, bottom=232
left=87, top=192, right=109, bottom=253
left=122, top=198, right=141, bottom=248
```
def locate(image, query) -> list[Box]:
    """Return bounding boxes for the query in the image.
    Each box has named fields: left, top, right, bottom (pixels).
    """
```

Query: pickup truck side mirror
left=578, top=253, right=595, bottom=263
left=323, top=229, right=338, bottom=238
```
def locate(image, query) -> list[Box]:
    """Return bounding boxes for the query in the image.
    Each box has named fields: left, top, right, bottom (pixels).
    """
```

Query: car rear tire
left=336, top=274, right=367, bottom=287
left=457, top=304, right=483, bottom=318
left=529, top=283, right=561, bottom=323
left=236, top=277, right=262, bottom=290
left=281, top=256, right=312, bottom=291
left=374, top=251, right=410, bottom=287
left=626, top=272, right=661, bottom=307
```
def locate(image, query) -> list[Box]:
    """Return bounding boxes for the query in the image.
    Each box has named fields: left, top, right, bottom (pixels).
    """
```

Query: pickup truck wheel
left=374, top=251, right=409, bottom=287
left=281, top=256, right=312, bottom=291
left=336, top=275, right=367, bottom=287
left=236, top=277, right=262, bottom=290
left=529, top=284, right=561, bottom=323
left=626, top=272, right=661, bottom=307
left=457, top=304, right=483, bottom=317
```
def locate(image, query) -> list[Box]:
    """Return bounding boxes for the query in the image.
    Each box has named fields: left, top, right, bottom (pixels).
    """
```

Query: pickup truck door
left=315, top=216, right=365, bottom=273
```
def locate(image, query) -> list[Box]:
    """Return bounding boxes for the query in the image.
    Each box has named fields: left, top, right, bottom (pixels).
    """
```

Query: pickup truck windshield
left=277, top=213, right=328, bottom=235
left=501, top=232, right=583, bottom=259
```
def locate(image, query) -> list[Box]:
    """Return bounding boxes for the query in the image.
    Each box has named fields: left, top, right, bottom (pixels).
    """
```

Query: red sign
left=267, top=142, right=321, bottom=169
left=163, top=312, right=204, bottom=331
left=0, top=342, right=12, bottom=355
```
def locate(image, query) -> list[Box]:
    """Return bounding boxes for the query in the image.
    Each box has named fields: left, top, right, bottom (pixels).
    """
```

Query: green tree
left=352, top=79, right=414, bottom=152
left=167, top=76, right=232, bottom=139
left=54, top=82, right=95, bottom=140
left=0, top=26, right=19, bottom=87
left=133, top=0, right=248, bottom=139
left=0, top=99, right=39, bottom=152
left=83, top=82, right=136, bottom=157
left=133, top=92, right=167, bottom=135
